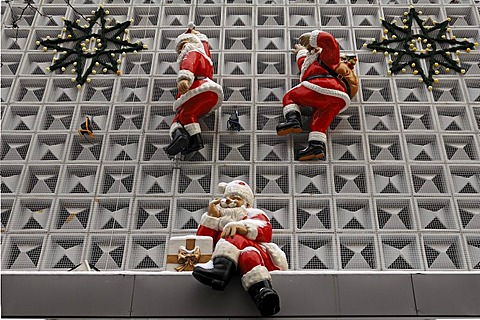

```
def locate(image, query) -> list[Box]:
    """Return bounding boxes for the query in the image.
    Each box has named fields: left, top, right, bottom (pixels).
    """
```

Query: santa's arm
left=177, top=51, right=199, bottom=90
left=309, top=30, right=340, bottom=66
left=296, top=48, right=308, bottom=71
left=196, top=212, right=220, bottom=238
left=196, top=33, right=211, bottom=58
left=223, top=210, right=272, bottom=243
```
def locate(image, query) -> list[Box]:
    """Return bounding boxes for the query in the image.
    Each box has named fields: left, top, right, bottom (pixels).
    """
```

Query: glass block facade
left=1, top=0, right=479, bottom=272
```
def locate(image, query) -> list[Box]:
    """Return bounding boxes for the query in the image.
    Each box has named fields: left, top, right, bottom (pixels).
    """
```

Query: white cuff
left=169, top=122, right=183, bottom=138
left=184, top=122, right=201, bottom=136
left=309, top=131, right=327, bottom=143
left=296, top=49, right=308, bottom=61
left=200, top=212, right=220, bottom=231
left=241, top=265, right=271, bottom=290
left=177, top=69, right=194, bottom=87
left=283, top=104, right=300, bottom=117
left=309, top=30, right=321, bottom=48
left=196, top=33, right=208, bottom=42
left=212, top=239, right=240, bottom=265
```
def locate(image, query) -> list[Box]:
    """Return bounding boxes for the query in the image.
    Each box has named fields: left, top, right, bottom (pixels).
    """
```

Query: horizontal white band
left=309, top=131, right=327, bottom=143
left=283, top=103, right=300, bottom=116
left=184, top=122, right=201, bottom=136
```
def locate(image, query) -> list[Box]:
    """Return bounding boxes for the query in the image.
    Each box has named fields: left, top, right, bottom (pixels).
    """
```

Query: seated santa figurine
left=193, top=180, right=288, bottom=317
left=164, top=23, right=223, bottom=158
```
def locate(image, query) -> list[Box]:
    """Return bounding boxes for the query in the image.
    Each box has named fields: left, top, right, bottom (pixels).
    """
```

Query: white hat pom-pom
left=218, top=182, right=227, bottom=194
left=187, top=22, right=196, bottom=29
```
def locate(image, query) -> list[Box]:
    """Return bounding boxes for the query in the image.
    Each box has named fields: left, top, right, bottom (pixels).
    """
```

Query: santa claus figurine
left=193, top=180, right=288, bottom=317
left=276, top=30, right=356, bottom=161
left=164, top=23, right=223, bottom=157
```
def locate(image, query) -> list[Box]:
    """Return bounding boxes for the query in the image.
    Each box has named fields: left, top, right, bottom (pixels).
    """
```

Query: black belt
left=195, top=76, right=207, bottom=80
left=304, top=74, right=335, bottom=81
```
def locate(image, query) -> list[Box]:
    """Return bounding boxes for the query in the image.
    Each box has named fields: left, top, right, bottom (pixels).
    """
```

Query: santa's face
left=217, top=195, right=247, bottom=223
left=219, top=195, right=245, bottom=209
left=176, top=38, right=203, bottom=62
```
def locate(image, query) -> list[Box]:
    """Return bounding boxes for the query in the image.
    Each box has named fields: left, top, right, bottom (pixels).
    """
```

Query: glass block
left=137, top=165, right=174, bottom=195
left=23, top=165, right=60, bottom=194
left=0, top=165, right=23, bottom=194
left=376, top=198, right=415, bottom=230
left=294, top=165, right=329, bottom=195
left=200, top=29, right=222, bottom=51
left=357, top=53, right=388, bottom=77
left=257, top=7, right=285, bottom=26
left=395, top=79, right=430, bottom=102
left=161, top=6, right=190, bottom=26
left=255, top=165, right=290, bottom=194
left=116, top=78, right=149, bottom=102
left=257, top=53, right=286, bottom=75
left=364, top=105, right=398, bottom=131
left=48, top=78, right=80, bottom=102
left=104, top=134, right=140, bottom=162
left=442, top=135, right=478, bottom=161
left=225, top=6, right=253, bottom=27
left=333, top=165, right=368, bottom=194
left=14, top=78, right=48, bottom=102
left=257, top=198, right=291, bottom=230
left=152, top=78, right=177, bottom=102
left=52, top=198, right=92, bottom=230
left=380, top=235, right=422, bottom=270
left=41, top=105, right=74, bottom=131
left=111, top=105, right=144, bottom=131
left=42, top=235, right=85, bottom=270
left=411, top=165, right=449, bottom=194
left=129, top=29, right=156, bottom=51
left=322, top=29, right=353, bottom=51
left=405, top=134, right=442, bottom=161
left=155, top=53, right=178, bottom=76
left=59, top=165, right=98, bottom=195
left=35, top=6, right=68, bottom=26
left=473, top=107, right=480, bottom=130
left=173, top=198, right=209, bottom=231
left=222, top=78, right=252, bottom=102
left=371, top=165, right=410, bottom=194
left=336, top=198, right=373, bottom=230
left=216, top=164, right=252, bottom=187
left=194, top=6, right=222, bottom=27
left=338, top=235, right=378, bottom=270
left=86, top=235, right=127, bottom=270
left=460, top=54, right=480, bottom=77
left=353, top=29, right=382, bottom=51
left=457, top=199, right=480, bottom=229
left=255, top=105, right=282, bottom=132
left=400, top=105, right=434, bottom=130
left=330, top=106, right=361, bottom=131
left=287, top=6, right=316, bottom=27
left=91, top=198, right=131, bottom=231
left=417, top=198, right=457, bottom=230
left=360, top=79, right=393, bottom=103
left=223, top=52, right=252, bottom=76
left=123, top=54, right=153, bottom=75
left=351, top=7, right=380, bottom=27
left=257, top=29, right=285, bottom=50
left=100, top=166, right=136, bottom=194
left=296, top=198, right=331, bottom=230
left=10, top=198, right=53, bottom=231
left=256, top=134, right=289, bottom=161
left=177, top=166, right=212, bottom=195
left=224, top=29, right=252, bottom=50
left=256, top=78, right=285, bottom=103
left=69, top=134, right=104, bottom=161
left=131, top=7, right=159, bottom=26
left=288, top=29, right=313, bottom=51
left=331, top=135, right=365, bottom=161
left=423, top=235, right=465, bottom=270
left=432, top=80, right=465, bottom=102
left=4, top=5, right=36, bottom=27
left=465, top=79, right=480, bottom=103
left=2, top=235, right=44, bottom=270
left=436, top=106, right=471, bottom=131
left=76, top=104, right=110, bottom=132
left=320, top=7, right=348, bottom=27
left=133, top=199, right=170, bottom=230
left=1, top=28, right=29, bottom=50
left=159, top=29, right=183, bottom=50
left=220, top=105, right=252, bottom=132
left=465, top=235, right=480, bottom=269
left=446, top=7, right=478, bottom=26
left=449, top=165, right=480, bottom=194
left=1, top=77, right=14, bottom=102
left=82, top=79, right=115, bottom=102
left=142, top=134, right=172, bottom=162
left=29, top=133, right=68, bottom=162
left=128, top=235, right=166, bottom=270
left=1, top=105, right=39, bottom=131
left=1, top=134, right=31, bottom=161
left=297, top=234, right=336, bottom=270
left=1, top=53, right=22, bottom=76
left=147, top=105, right=175, bottom=132
left=1, top=197, right=14, bottom=232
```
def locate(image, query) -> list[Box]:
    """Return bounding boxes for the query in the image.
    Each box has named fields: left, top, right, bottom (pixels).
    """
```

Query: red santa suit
left=196, top=181, right=288, bottom=290
left=282, top=30, right=351, bottom=145
left=170, top=32, right=223, bottom=138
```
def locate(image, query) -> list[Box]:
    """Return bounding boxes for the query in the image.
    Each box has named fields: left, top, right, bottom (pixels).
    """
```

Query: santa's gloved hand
left=178, top=79, right=191, bottom=94
left=221, top=222, right=248, bottom=238
left=208, top=198, right=221, bottom=218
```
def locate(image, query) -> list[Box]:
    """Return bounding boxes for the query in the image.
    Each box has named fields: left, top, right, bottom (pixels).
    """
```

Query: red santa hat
left=175, top=22, right=201, bottom=50
left=218, top=180, right=254, bottom=207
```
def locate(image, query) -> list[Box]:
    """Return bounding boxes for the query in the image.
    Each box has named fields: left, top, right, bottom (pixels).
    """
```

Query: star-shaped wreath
left=37, top=6, right=146, bottom=87
left=366, top=7, right=477, bottom=89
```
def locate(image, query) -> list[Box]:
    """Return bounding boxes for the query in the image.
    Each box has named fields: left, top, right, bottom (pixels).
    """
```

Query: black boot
left=192, top=257, right=236, bottom=291
left=296, top=140, right=326, bottom=161
left=276, top=111, right=303, bottom=136
left=164, top=126, right=190, bottom=156
left=182, top=133, right=204, bottom=155
left=247, top=280, right=280, bottom=317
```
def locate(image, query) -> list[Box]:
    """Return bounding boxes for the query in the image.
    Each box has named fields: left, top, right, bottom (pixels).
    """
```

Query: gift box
left=166, top=235, right=213, bottom=272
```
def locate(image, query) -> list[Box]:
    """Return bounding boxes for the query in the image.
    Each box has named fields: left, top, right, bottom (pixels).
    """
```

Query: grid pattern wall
left=1, top=0, right=480, bottom=272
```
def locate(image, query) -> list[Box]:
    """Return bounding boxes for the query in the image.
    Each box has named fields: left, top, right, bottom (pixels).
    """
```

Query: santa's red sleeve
left=309, top=30, right=340, bottom=67
left=196, top=212, right=221, bottom=241
left=296, top=48, right=308, bottom=71
left=196, top=33, right=211, bottom=58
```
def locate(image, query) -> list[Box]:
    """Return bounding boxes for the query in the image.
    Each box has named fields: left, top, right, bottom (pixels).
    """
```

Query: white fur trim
left=175, top=33, right=199, bottom=49
left=196, top=33, right=208, bottom=42
left=169, top=122, right=183, bottom=138
left=200, top=212, right=220, bottom=231
left=184, top=122, right=201, bottom=136
left=309, top=131, right=327, bottom=143
left=242, top=219, right=266, bottom=240
left=212, top=239, right=240, bottom=264
left=261, top=242, right=289, bottom=271
left=221, top=180, right=254, bottom=207
left=300, top=81, right=350, bottom=113
left=310, top=30, right=321, bottom=48
left=283, top=103, right=300, bottom=117
left=177, top=69, right=195, bottom=87
left=173, top=78, right=223, bottom=112
left=241, top=265, right=271, bottom=290
left=296, top=49, right=308, bottom=61
left=300, top=50, right=320, bottom=80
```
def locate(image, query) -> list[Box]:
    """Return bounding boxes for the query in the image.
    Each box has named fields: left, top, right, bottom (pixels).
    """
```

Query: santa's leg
left=276, top=88, right=303, bottom=136
left=239, top=249, right=280, bottom=317
left=192, top=239, right=239, bottom=291
left=164, top=121, right=190, bottom=156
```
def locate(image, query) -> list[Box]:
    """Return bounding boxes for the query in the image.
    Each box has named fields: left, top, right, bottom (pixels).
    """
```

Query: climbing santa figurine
left=192, top=180, right=288, bottom=317
left=276, top=30, right=358, bottom=161
left=164, top=23, right=223, bottom=158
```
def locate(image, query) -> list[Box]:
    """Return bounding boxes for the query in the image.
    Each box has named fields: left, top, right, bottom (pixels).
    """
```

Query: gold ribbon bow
left=174, top=246, right=201, bottom=272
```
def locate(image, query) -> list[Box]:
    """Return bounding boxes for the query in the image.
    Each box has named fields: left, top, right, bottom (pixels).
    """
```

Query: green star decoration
left=38, top=7, right=146, bottom=87
left=366, top=7, right=477, bottom=90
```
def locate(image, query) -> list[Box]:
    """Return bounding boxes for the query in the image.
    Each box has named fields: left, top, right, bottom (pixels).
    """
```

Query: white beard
left=177, top=42, right=203, bottom=62
left=218, top=205, right=247, bottom=230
